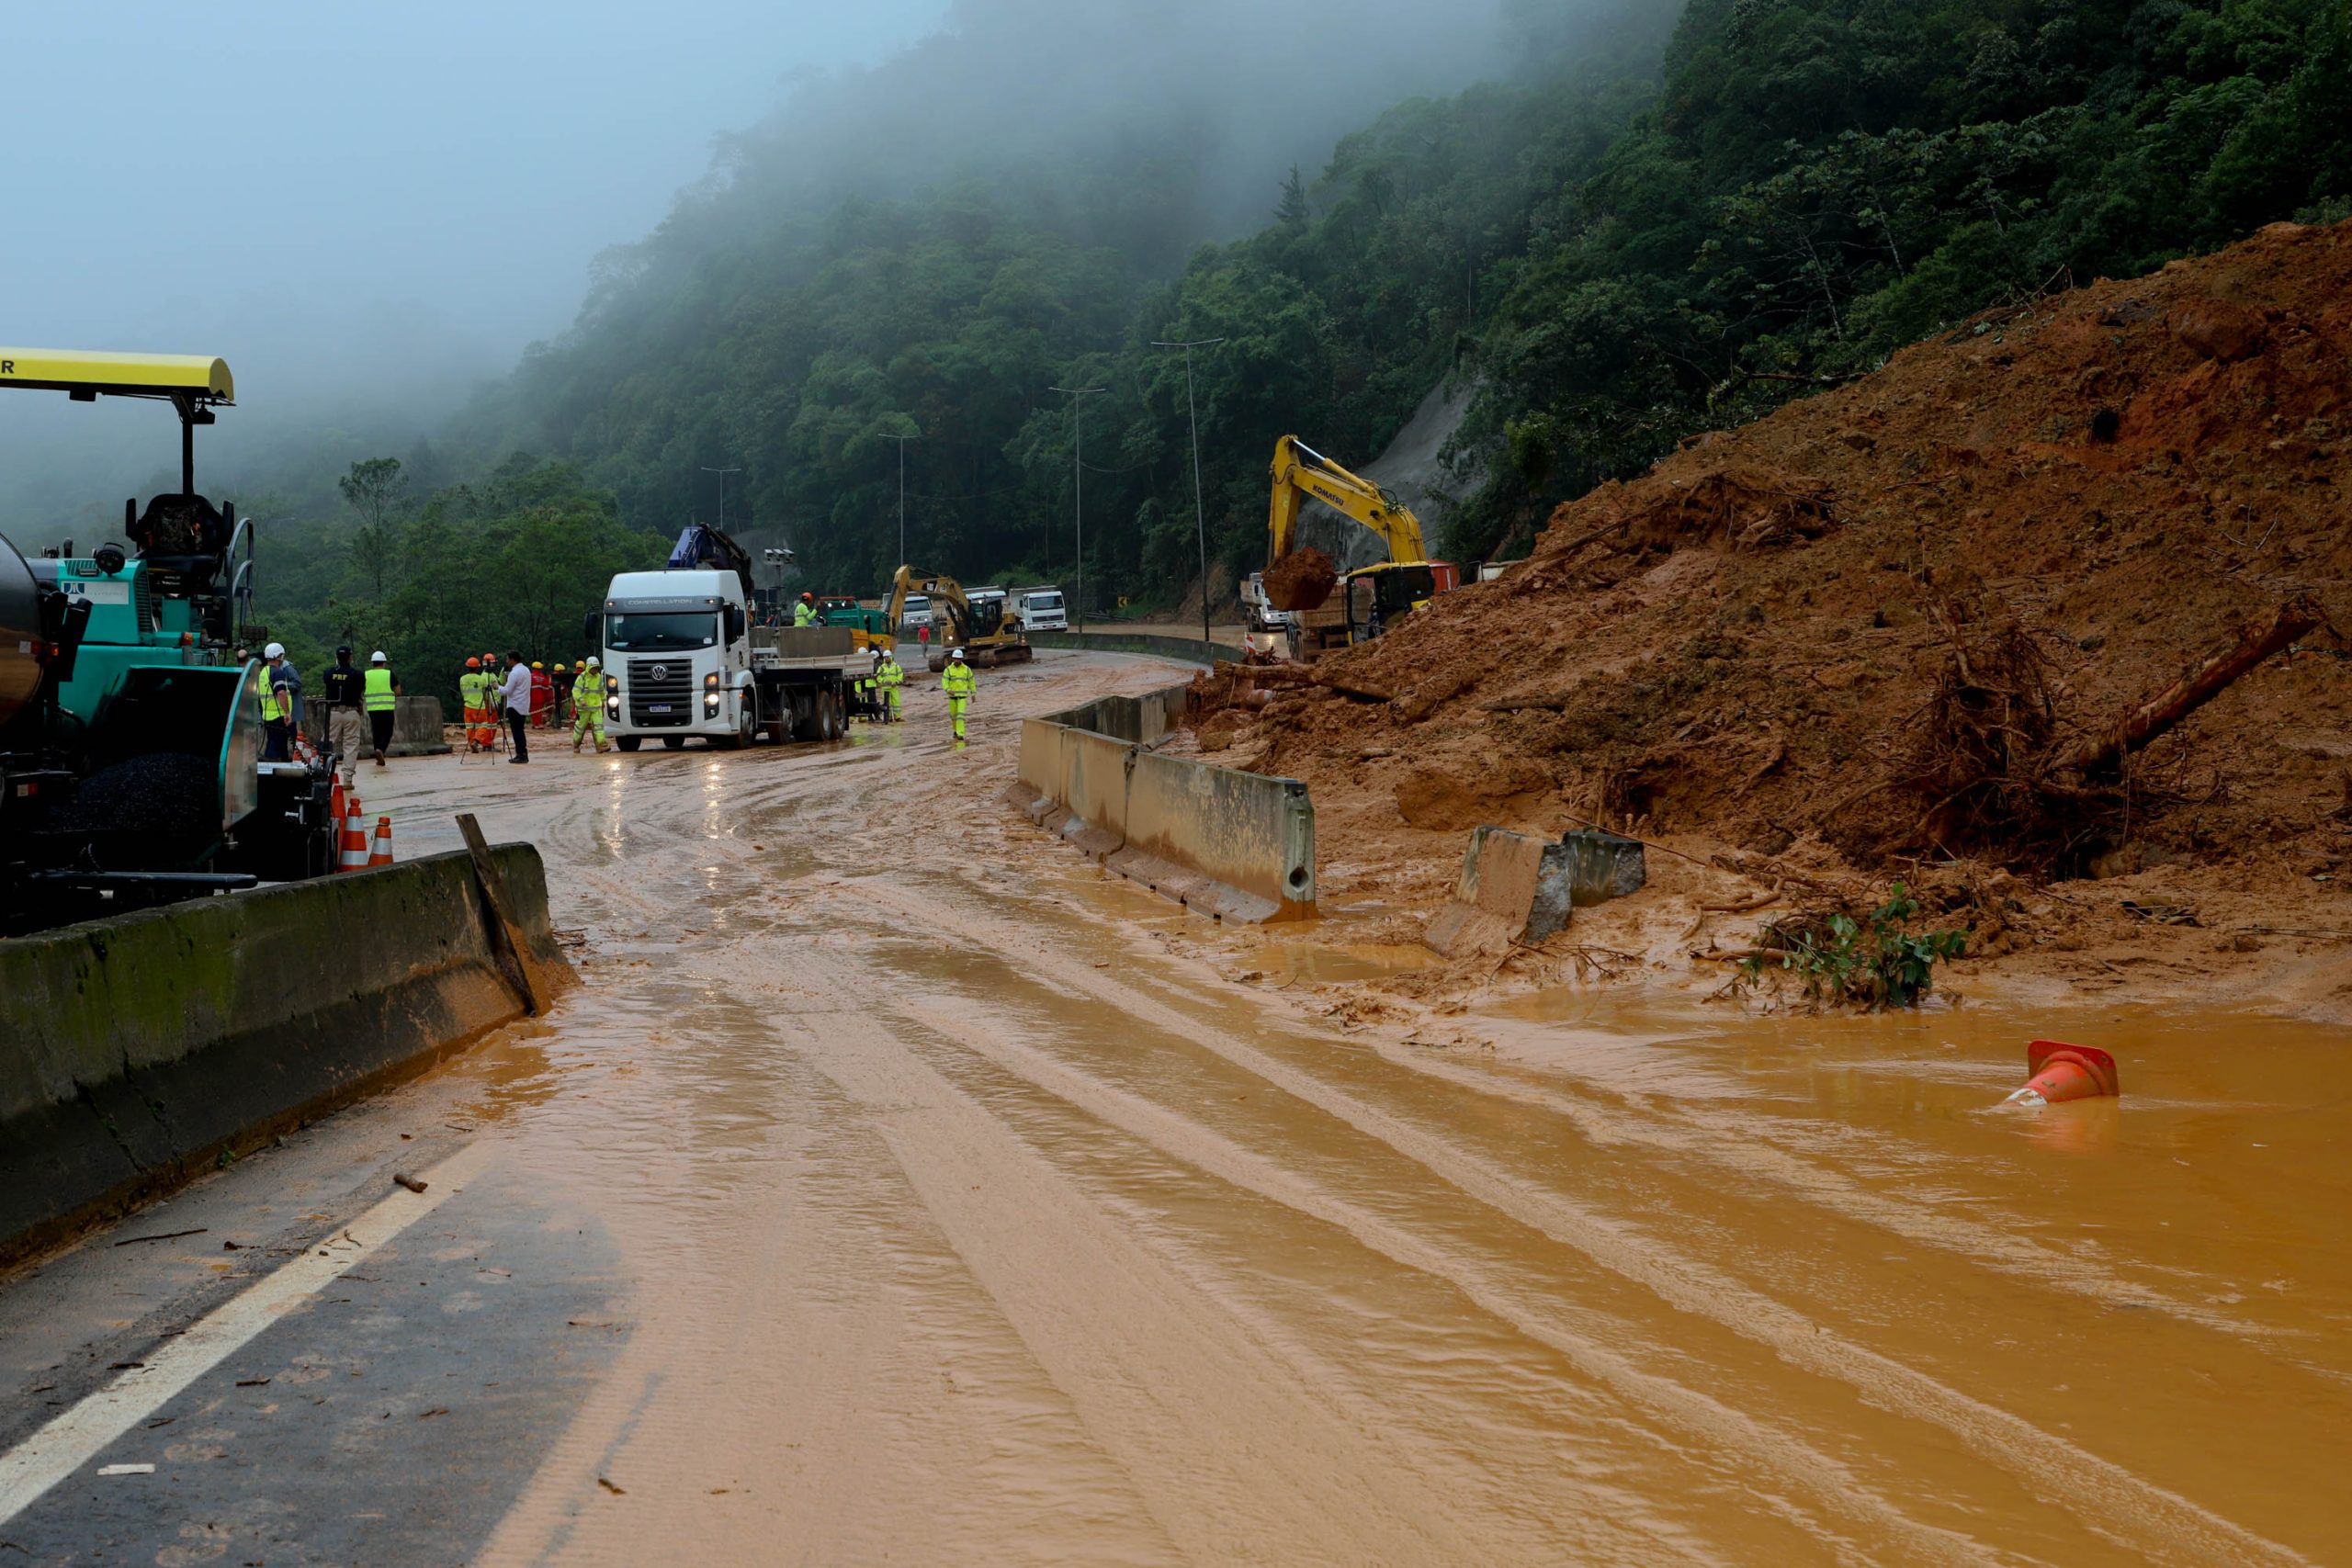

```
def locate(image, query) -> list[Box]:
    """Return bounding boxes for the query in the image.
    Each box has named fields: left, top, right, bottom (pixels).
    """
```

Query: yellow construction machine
left=1264, top=434, right=1442, bottom=660
left=884, top=567, right=1034, bottom=672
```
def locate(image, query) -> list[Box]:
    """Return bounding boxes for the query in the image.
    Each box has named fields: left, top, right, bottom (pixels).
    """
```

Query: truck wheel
left=662, top=735, right=685, bottom=750
left=734, top=700, right=758, bottom=749
left=616, top=736, right=642, bottom=752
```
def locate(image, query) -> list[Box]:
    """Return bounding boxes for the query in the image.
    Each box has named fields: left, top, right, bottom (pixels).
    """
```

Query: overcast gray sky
left=2, top=0, right=944, bottom=521
left=7, top=0, right=945, bottom=360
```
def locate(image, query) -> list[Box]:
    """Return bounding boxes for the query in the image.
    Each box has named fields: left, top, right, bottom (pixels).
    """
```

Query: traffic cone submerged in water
left=2003, top=1039, right=2120, bottom=1108
left=368, top=816, right=392, bottom=868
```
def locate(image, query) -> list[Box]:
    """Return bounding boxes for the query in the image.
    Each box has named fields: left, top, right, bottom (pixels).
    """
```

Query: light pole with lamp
left=700, top=466, right=742, bottom=532
left=878, top=428, right=918, bottom=568
left=1047, top=385, right=1105, bottom=635
left=1152, top=337, right=1226, bottom=649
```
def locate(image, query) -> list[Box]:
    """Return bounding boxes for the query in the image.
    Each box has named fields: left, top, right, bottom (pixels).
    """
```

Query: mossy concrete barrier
left=1005, top=682, right=1316, bottom=921
left=0, top=843, right=566, bottom=1264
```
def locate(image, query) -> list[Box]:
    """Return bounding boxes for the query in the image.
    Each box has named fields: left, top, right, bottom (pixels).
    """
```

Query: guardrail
left=1004, top=683, right=1316, bottom=922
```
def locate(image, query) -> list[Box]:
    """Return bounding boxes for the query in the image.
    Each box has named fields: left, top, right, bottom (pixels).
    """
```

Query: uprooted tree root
left=1878, top=592, right=2324, bottom=874
left=1888, top=608, right=2118, bottom=869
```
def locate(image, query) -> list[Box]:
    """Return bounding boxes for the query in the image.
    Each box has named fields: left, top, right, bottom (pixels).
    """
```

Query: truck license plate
left=649, top=703, right=673, bottom=714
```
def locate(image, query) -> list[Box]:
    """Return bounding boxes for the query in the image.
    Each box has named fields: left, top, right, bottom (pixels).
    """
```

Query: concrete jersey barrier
left=1005, top=682, right=1316, bottom=921
left=1027, top=630, right=1226, bottom=667
left=1424, top=825, right=1648, bottom=955
left=0, top=842, right=566, bottom=1264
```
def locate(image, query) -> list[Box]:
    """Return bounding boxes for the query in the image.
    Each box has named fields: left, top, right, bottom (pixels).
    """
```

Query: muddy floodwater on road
left=2, top=652, right=2346, bottom=1566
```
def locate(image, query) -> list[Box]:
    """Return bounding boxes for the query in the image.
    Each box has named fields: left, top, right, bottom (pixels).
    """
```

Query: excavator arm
left=1267, top=435, right=1428, bottom=567
left=887, top=566, right=974, bottom=644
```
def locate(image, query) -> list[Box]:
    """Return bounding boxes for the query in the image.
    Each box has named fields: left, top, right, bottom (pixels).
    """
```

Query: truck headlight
left=605, top=694, right=619, bottom=717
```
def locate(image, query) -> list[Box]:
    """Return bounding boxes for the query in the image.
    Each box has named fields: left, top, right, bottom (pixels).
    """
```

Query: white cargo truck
left=592, top=527, right=873, bottom=751
left=1013, top=585, right=1068, bottom=632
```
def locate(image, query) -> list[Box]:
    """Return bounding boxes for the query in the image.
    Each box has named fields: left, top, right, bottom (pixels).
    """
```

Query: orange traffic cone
left=338, top=794, right=371, bottom=872
left=328, top=773, right=346, bottom=830
left=2003, top=1039, right=2119, bottom=1107
left=367, top=816, right=393, bottom=869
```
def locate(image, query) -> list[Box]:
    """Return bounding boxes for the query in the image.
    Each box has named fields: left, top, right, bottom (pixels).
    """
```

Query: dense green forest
left=257, top=0, right=2351, bottom=699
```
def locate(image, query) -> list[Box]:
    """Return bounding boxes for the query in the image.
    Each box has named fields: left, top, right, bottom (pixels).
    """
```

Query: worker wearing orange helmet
left=793, top=591, right=817, bottom=628
left=458, top=656, right=494, bottom=751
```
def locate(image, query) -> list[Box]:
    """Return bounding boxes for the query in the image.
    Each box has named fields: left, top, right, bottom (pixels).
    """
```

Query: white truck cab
left=1014, top=585, right=1068, bottom=632
left=597, top=569, right=756, bottom=750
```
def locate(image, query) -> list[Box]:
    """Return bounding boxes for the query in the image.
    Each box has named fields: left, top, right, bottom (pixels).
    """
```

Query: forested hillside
left=259, top=0, right=2350, bottom=691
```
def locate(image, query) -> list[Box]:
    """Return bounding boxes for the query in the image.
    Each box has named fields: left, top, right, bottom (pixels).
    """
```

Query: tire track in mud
left=850, top=876, right=2315, bottom=1568
left=786, top=1009, right=1552, bottom=1568
left=884, top=997, right=1987, bottom=1566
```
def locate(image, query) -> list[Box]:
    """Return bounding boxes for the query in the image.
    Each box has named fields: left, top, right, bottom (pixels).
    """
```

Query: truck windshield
left=1029, top=594, right=1063, bottom=611
left=605, top=612, right=717, bottom=650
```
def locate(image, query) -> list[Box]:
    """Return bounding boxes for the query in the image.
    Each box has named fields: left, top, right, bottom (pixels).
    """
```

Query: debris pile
left=1204, top=219, right=2352, bottom=986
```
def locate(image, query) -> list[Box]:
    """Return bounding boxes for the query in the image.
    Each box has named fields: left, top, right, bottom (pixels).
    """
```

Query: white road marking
left=0, top=1143, right=492, bottom=1526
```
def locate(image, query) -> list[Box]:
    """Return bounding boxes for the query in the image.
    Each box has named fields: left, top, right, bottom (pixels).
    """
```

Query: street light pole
left=700, top=466, right=742, bottom=531
left=879, top=431, right=919, bottom=567
left=1048, top=385, right=1105, bottom=635
left=1153, top=337, right=1226, bottom=649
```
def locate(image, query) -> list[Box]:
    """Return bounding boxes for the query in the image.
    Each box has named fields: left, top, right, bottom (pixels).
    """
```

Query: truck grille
left=627, top=657, right=693, bottom=727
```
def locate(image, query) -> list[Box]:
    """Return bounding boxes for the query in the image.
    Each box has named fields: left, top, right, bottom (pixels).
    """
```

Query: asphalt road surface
left=2, top=652, right=2346, bottom=1565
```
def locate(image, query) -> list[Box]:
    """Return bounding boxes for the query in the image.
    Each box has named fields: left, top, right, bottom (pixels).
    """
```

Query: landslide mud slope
left=1206, top=220, right=2352, bottom=1010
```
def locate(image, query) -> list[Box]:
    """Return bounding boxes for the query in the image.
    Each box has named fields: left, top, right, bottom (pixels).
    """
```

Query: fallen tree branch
left=2056, top=595, right=2324, bottom=778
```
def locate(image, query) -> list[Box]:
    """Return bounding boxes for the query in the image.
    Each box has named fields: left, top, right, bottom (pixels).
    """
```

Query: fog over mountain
left=1, top=0, right=1552, bottom=536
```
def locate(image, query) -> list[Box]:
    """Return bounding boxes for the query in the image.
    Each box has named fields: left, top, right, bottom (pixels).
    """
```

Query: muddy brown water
left=143, top=659, right=2352, bottom=1562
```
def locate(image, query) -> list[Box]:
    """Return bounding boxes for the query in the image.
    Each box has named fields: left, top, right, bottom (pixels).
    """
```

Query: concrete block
left=1424, top=826, right=1577, bottom=956
left=1561, top=829, right=1647, bottom=906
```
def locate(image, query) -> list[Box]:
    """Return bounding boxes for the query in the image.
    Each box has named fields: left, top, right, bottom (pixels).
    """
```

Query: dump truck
left=593, top=525, right=876, bottom=750
left=0, top=349, right=337, bottom=931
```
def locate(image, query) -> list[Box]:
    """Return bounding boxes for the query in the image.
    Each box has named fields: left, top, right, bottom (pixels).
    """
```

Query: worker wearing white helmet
left=571, top=656, right=610, bottom=753
left=363, top=651, right=401, bottom=766
left=941, top=647, right=976, bottom=744
left=257, top=642, right=297, bottom=761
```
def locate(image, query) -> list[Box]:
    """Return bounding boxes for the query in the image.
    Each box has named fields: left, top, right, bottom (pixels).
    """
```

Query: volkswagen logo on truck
left=650, top=663, right=669, bottom=682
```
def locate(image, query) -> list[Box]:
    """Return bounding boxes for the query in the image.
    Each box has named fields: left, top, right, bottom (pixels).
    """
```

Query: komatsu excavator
left=883, top=567, right=1033, bottom=672
left=1266, top=434, right=1440, bottom=660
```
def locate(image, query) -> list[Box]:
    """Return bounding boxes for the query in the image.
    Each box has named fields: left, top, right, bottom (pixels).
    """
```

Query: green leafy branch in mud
left=1736, top=884, right=1965, bottom=1010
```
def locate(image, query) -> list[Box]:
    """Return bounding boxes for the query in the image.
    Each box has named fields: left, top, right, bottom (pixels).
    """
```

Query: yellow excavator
left=1265, top=435, right=1439, bottom=660
left=884, top=566, right=1034, bottom=672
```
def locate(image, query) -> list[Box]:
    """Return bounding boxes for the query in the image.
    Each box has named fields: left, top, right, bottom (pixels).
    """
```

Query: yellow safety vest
left=942, top=662, right=976, bottom=699
left=257, top=667, right=284, bottom=722
left=572, top=671, right=605, bottom=706
left=458, top=671, right=485, bottom=706
left=363, top=667, right=397, bottom=712
left=877, top=660, right=902, bottom=688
